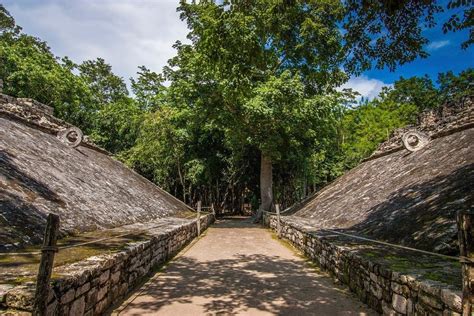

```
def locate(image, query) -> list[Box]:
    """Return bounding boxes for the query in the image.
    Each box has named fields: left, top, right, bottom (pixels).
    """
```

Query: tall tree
left=168, top=1, right=348, bottom=218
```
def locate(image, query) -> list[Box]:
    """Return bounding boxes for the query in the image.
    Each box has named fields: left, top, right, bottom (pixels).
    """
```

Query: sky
left=3, top=0, right=473, bottom=100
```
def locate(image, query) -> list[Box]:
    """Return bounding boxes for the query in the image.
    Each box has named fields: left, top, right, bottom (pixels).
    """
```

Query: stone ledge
left=0, top=214, right=214, bottom=315
left=265, top=214, right=462, bottom=316
left=0, top=93, right=109, bottom=155
left=367, top=98, right=473, bottom=161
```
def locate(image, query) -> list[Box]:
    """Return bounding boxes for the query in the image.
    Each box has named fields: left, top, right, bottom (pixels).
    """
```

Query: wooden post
left=276, top=204, right=281, bottom=238
left=33, top=214, right=60, bottom=316
left=197, top=201, right=201, bottom=236
left=458, top=210, right=473, bottom=316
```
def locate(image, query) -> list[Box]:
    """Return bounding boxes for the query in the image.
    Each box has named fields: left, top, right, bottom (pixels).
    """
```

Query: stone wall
left=1, top=93, right=196, bottom=249
left=264, top=215, right=462, bottom=316
left=1, top=214, right=213, bottom=315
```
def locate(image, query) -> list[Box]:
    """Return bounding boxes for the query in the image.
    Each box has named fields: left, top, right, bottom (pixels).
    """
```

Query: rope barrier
left=263, top=212, right=473, bottom=263
left=323, top=228, right=472, bottom=263
left=0, top=214, right=213, bottom=257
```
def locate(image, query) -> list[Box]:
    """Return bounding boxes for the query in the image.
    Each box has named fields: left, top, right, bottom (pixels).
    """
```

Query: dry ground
left=113, top=217, right=375, bottom=316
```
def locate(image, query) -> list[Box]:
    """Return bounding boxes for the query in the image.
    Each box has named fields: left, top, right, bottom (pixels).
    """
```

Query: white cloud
left=3, top=0, right=190, bottom=85
left=427, top=40, right=450, bottom=51
left=338, top=76, right=392, bottom=100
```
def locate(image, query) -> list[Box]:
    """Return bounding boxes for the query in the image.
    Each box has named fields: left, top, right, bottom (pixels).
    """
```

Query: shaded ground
left=114, top=217, right=375, bottom=316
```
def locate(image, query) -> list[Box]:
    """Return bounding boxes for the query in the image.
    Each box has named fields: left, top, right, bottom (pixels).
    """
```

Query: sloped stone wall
left=265, top=215, right=462, bottom=316
left=1, top=94, right=195, bottom=249
left=1, top=214, right=213, bottom=315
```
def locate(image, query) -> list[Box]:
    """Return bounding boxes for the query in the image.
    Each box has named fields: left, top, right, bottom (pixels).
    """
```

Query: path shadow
left=119, top=253, right=371, bottom=315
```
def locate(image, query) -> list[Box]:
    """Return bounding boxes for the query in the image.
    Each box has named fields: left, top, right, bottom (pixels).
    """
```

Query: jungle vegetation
left=1, top=1, right=472, bottom=216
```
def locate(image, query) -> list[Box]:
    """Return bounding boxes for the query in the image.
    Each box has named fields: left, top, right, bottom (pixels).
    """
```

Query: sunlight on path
left=113, top=217, right=375, bottom=316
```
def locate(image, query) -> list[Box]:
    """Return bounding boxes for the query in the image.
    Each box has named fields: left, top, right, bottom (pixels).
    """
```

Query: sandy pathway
left=114, top=217, right=375, bottom=316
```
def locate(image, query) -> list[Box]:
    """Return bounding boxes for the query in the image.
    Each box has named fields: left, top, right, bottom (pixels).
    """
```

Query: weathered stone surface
left=440, top=289, right=462, bottom=312
left=0, top=284, right=14, bottom=304
left=418, top=291, right=443, bottom=310
left=285, top=100, right=473, bottom=255
left=97, top=285, right=108, bottom=302
left=1, top=213, right=213, bottom=315
left=392, top=293, right=408, bottom=314
left=0, top=93, right=196, bottom=249
left=382, top=301, right=401, bottom=316
left=69, top=296, right=85, bottom=316
left=98, top=270, right=110, bottom=285
left=75, top=282, right=90, bottom=298
left=60, top=288, right=75, bottom=305
left=46, top=299, right=58, bottom=316
left=5, top=286, right=34, bottom=311
left=265, top=214, right=464, bottom=316
left=110, top=271, right=121, bottom=284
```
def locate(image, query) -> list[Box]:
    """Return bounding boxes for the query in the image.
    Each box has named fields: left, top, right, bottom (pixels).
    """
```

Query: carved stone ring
left=58, top=127, right=83, bottom=148
left=402, top=130, right=430, bottom=152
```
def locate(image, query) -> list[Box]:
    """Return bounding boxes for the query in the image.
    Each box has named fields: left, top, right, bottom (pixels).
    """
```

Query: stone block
left=85, top=288, right=97, bottom=310
left=406, top=298, right=415, bottom=316
left=392, top=293, right=408, bottom=314
left=440, top=289, right=462, bottom=313
left=60, top=288, right=75, bottom=305
left=382, top=301, right=401, bottom=316
left=111, top=271, right=121, bottom=284
left=370, top=282, right=383, bottom=300
left=442, top=310, right=461, bottom=316
left=419, top=280, right=441, bottom=297
left=99, top=270, right=110, bottom=285
left=392, top=271, right=408, bottom=284
left=94, top=298, right=108, bottom=315
left=69, top=296, right=85, bottom=316
left=419, top=291, right=443, bottom=310
left=391, top=282, right=410, bottom=296
left=45, top=299, right=58, bottom=316
left=76, top=282, right=90, bottom=298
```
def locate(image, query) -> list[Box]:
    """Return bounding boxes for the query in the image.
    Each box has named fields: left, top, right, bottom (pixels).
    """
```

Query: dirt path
left=113, top=217, right=375, bottom=316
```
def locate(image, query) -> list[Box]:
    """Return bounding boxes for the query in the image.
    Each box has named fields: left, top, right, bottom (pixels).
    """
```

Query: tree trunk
left=254, top=152, right=273, bottom=222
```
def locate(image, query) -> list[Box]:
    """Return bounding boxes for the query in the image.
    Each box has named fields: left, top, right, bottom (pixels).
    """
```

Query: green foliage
left=90, top=98, right=144, bottom=153
left=78, top=58, right=129, bottom=105
left=443, top=0, right=473, bottom=49
left=381, top=76, right=440, bottom=111
left=341, top=100, right=418, bottom=167
left=1, top=3, right=472, bottom=212
left=131, top=66, right=166, bottom=111
left=437, top=68, right=474, bottom=103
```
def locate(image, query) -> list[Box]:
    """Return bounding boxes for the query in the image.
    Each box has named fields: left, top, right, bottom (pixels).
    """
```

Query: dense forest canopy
left=0, top=1, right=472, bottom=215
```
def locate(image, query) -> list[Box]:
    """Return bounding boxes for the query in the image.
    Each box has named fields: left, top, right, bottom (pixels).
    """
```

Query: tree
left=78, top=58, right=129, bottom=105
left=438, top=68, right=474, bottom=104
left=381, top=76, right=440, bottom=111
left=0, top=5, right=94, bottom=131
left=341, top=100, right=418, bottom=166
left=168, top=1, right=348, bottom=218
left=131, top=66, right=167, bottom=111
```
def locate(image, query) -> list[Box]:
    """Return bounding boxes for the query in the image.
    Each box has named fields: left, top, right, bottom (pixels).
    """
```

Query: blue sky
left=364, top=9, right=473, bottom=84
left=3, top=0, right=473, bottom=99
